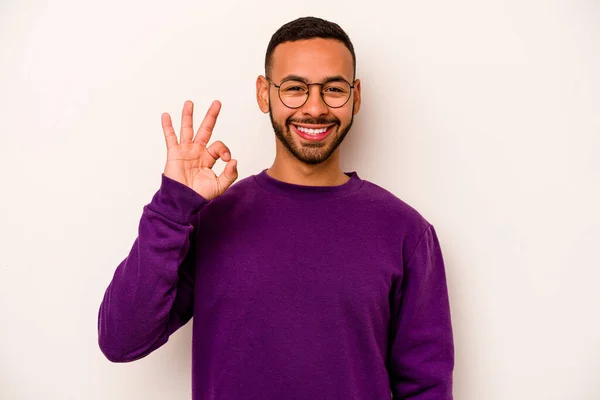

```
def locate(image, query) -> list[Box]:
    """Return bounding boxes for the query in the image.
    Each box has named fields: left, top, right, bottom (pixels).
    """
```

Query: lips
left=291, top=124, right=335, bottom=141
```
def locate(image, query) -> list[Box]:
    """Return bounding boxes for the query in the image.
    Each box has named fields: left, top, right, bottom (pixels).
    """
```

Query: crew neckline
left=253, top=168, right=364, bottom=200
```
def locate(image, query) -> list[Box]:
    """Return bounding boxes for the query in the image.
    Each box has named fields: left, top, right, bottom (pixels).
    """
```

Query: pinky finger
left=161, top=112, right=178, bottom=150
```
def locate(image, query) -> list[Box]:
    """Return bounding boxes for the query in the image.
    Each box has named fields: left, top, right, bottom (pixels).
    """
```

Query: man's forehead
left=270, top=38, right=354, bottom=81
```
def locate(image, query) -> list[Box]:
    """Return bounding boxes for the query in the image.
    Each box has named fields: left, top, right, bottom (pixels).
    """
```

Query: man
left=98, top=16, right=454, bottom=399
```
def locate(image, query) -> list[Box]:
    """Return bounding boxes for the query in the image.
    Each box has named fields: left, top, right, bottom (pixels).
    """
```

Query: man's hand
left=162, top=100, right=238, bottom=201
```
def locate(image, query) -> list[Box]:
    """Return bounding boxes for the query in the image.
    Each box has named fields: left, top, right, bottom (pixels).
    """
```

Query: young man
left=98, top=17, right=454, bottom=399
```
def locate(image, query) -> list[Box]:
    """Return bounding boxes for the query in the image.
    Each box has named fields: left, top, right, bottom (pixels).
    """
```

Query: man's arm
left=97, top=174, right=207, bottom=362
left=97, top=100, right=237, bottom=362
left=389, top=224, right=455, bottom=399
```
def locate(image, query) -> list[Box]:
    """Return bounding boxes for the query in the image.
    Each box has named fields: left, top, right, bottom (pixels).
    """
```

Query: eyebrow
left=280, top=74, right=352, bottom=84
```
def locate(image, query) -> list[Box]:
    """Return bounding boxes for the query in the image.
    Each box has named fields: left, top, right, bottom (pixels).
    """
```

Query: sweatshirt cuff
left=146, top=174, right=209, bottom=224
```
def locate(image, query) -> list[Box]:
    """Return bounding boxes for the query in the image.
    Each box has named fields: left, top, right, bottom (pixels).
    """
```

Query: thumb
left=217, top=159, right=238, bottom=192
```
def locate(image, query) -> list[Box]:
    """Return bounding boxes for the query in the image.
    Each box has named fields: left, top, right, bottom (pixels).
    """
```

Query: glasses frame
left=265, top=76, right=356, bottom=109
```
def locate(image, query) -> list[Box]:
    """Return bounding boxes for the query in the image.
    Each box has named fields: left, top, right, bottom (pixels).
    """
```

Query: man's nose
left=300, top=85, right=329, bottom=117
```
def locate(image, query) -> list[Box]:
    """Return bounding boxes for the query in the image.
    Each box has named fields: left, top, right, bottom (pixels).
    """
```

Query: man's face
left=258, top=38, right=361, bottom=165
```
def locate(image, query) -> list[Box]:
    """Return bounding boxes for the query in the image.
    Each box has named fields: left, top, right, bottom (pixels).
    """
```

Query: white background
left=1, top=0, right=599, bottom=399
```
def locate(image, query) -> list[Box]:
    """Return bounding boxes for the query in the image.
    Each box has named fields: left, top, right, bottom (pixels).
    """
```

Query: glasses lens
left=279, top=80, right=309, bottom=108
left=322, top=81, right=351, bottom=108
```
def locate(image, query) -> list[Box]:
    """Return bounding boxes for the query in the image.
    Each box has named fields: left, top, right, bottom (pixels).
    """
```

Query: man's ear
left=352, top=78, right=361, bottom=115
left=256, top=75, right=270, bottom=113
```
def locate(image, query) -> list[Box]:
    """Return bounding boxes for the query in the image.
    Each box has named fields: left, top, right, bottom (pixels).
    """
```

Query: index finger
left=193, top=100, right=221, bottom=145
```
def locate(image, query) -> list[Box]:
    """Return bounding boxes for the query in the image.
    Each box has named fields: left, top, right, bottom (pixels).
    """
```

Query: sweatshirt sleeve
left=389, top=224, right=455, bottom=399
left=97, top=174, right=208, bottom=363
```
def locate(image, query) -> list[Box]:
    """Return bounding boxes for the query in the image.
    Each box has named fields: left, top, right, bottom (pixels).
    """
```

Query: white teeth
left=296, top=126, right=328, bottom=135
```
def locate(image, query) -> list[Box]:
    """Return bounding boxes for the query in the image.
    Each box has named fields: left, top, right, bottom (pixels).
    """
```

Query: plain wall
left=1, top=0, right=599, bottom=399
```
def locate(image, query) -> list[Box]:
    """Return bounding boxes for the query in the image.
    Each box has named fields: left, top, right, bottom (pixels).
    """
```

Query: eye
left=323, top=81, right=350, bottom=94
left=280, top=81, right=308, bottom=93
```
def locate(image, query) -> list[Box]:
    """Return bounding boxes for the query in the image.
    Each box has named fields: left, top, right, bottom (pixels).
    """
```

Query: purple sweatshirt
left=98, top=169, right=454, bottom=399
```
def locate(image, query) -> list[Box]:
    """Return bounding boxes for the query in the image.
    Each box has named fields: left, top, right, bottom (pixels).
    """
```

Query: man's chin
left=270, top=114, right=351, bottom=165
left=286, top=133, right=337, bottom=165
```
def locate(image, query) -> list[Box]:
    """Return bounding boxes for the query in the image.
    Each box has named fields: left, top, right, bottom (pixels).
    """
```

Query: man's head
left=256, top=17, right=361, bottom=165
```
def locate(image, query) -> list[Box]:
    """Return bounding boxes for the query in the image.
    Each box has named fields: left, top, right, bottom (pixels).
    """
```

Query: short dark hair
left=265, top=17, right=356, bottom=79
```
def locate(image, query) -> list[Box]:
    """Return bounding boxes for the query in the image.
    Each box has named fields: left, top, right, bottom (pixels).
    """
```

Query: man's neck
left=267, top=149, right=350, bottom=187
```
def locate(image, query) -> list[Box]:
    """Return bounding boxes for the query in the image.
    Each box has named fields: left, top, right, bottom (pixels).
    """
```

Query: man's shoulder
left=201, top=173, right=258, bottom=208
left=221, top=173, right=257, bottom=196
left=358, top=178, right=432, bottom=230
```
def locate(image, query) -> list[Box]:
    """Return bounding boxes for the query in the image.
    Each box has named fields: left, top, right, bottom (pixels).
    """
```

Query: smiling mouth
left=291, top=124, right=335, bottom=141
left=293, top=124, right=334, bottom=135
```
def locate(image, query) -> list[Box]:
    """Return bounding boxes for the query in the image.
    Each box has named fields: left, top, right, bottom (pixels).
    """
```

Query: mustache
left=287, top=117, right=340, bottom=126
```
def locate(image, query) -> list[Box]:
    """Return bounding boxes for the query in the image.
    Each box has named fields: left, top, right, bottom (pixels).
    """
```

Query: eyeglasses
left=265, top=76, right=355, bottom=109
